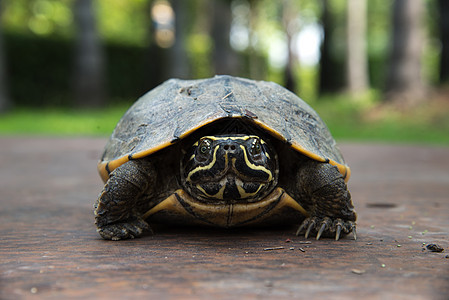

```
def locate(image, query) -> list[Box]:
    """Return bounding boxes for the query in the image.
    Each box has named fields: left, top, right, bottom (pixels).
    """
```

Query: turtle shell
left=98, top=75, right=350, bottom=182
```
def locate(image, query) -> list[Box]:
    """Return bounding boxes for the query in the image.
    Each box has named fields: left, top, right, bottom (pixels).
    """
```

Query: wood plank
left=1, top=138, right=448, bottom=299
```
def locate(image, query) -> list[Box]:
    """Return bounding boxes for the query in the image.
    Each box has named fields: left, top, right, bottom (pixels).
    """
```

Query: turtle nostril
left=223, top=144, right=236, bottom=151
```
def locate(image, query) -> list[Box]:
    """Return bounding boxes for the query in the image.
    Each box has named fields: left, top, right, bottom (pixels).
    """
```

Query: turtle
left=94, top=75, right=356, bottom=241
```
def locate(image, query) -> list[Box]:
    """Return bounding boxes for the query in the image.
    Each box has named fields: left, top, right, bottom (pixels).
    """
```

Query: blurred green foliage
left=1, top=0, right=443, bottom=106
left=2, top=0, right=154, bottom=107
left=0, top=105, right=127, bottom=136
left=2, top=0, right=149, bottom=44
left=5, top=32, right=150, bottom=106
left=187, top=33, right=213, bottom=79
left=0, top=0, right=447, bottom=145
left=5, top=33, right=72, bottom=106
left=3, top=0, right=74, bottom=37
left=313, top=95, right=449, bottom=145
left=96, top=0, right=149, bottom=47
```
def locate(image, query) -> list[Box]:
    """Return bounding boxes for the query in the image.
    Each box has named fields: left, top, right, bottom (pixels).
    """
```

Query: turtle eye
left=198, top=139, right=212, bottom=155
left=250, top=139, right=262, bottom=156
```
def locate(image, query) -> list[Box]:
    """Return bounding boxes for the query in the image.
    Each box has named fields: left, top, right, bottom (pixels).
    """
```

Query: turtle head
left=181, top=135, right=278, bottom=203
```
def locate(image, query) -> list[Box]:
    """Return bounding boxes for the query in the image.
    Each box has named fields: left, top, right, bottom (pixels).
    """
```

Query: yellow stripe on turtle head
left=238, top=145, right=273, bottom=182
left=185, top=145, right=220, bottom=183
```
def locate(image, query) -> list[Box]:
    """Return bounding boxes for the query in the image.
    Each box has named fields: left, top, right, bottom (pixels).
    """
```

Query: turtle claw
left=296, top=217, right=356, bottom=240
left=316, top=223, right=327, bottom=240
left=335, top=224, right=342, bottom=241
left=305, top=221, right=315, bottom=239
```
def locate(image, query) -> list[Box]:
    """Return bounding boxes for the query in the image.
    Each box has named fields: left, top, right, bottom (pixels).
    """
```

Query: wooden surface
left=1, top=137, right=448, bottom=299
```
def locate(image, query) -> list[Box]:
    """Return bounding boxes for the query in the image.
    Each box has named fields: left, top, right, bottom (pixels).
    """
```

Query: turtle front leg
left=94, top=159, right=156, bottom=240
left=295, top=161, right=356, bottom=240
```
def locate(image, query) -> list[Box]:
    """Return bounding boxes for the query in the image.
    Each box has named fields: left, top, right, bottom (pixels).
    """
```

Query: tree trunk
left=384, top=0, right=426, bottom=105
left=438, top=0, right=449, bottom=85
left=346, top=0, right=369, bottom=96
left=211, top=0, right=238, bottom=75
left=168, top=0, right=190, bottom=79
left=319, top=0, right=344, bottom=95
left=283, top=0, right=297, bottom=92
left=73, top=0, right=105, bottom=108
left=0, top=0, right=11, bottom=113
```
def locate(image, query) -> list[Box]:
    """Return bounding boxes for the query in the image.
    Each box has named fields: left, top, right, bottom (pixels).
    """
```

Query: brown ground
left=1, top=137, right=448, bottom=299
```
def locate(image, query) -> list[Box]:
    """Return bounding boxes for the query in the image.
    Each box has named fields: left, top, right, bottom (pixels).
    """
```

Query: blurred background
left=0, top=0, right=448, bottom=143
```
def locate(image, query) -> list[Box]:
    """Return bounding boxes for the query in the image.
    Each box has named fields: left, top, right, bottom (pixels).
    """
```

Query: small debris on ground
left=263, top=246, right=285, bottom=251
left=426, top=244, right=444, bottom=253
left=298, top=247, right=305, bottom=252
left=351, top=269, right=365, bottom=275
left=285, top=238, right=292, bottom=243
left=298, top=241, right=312, bottom=244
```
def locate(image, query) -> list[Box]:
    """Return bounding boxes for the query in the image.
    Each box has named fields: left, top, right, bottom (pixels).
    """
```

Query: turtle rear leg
left=295, top=161, right=356, bottom=240
left=94, top=159, right=156, bottom=240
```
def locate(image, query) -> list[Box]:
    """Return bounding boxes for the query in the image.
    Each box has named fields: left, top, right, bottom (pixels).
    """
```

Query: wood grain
left=1, top=138, right=448, bottom=299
